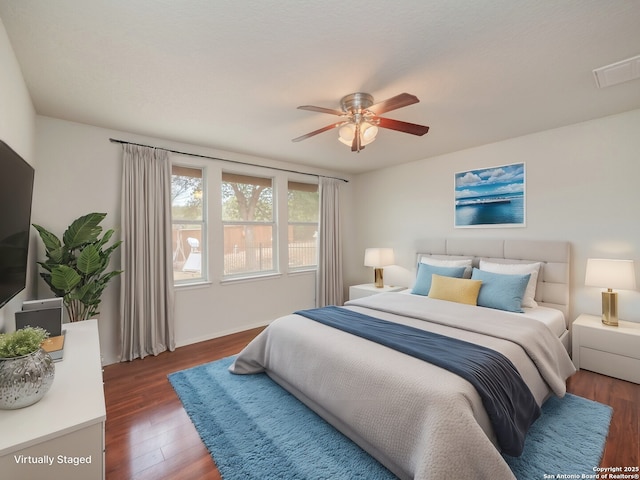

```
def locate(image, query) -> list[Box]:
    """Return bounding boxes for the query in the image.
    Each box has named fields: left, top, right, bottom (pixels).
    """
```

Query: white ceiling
left=1, top=1, right=640, bottom=174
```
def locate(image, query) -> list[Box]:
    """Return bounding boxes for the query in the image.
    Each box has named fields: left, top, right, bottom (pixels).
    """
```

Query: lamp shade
left=364, top=248, right=395, bottom=268
left=585, top=258, right=636, bottom=290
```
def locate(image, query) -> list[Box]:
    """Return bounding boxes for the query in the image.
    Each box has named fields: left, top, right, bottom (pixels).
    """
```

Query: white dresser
left=572, top=313, right=640, bottom=384
left=0, top=319, right=106, bottom=479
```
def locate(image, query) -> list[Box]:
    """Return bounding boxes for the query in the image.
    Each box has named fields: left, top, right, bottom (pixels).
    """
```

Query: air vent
left=593, top=54, right=640, bottom=88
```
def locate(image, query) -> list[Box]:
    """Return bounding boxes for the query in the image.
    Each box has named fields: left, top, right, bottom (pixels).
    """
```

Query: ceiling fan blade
left=292, top=122, right=346, bottom=142
left=297, top=105, right=345, bottom=116
left=368, top=93, right=419, bottom=115
left=377, top=117, right=430, bottom=136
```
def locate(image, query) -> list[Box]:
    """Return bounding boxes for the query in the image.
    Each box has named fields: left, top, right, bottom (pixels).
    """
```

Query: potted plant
left=0, top=326, right=55, bottom=409
left=33, top=212, right=123, bottom=322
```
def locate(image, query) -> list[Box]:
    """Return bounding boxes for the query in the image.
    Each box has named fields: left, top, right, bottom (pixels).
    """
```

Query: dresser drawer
left=579, top=346, right=640, bottom=384
left=579, top=325, right=640, bottom=360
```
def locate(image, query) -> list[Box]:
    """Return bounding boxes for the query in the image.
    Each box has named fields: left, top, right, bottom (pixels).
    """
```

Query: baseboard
left=175, top=320, right=270, bottom=349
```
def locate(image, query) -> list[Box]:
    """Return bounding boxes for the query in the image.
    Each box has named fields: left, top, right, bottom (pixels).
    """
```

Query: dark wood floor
left=103, top=328, right=639, bottom=479
left=566, top=369, right=639, bottom=469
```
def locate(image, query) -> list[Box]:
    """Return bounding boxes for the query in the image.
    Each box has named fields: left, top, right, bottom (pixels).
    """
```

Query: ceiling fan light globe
left=338, top=124, right=355, bottom=142
left=361, top=123, right=378, bottom=143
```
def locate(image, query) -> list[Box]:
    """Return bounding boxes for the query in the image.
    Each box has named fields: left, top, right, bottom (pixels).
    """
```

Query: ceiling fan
left=292, top=92, right=429, bottom=152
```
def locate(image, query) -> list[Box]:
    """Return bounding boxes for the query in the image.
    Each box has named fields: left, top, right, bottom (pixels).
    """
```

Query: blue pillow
left=412, top=263, right=467, bottom=296
left=470, top=268, right=531, bottom=313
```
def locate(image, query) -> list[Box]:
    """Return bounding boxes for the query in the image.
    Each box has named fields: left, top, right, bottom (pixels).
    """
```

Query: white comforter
left=230, top=293, right=576, bottom=480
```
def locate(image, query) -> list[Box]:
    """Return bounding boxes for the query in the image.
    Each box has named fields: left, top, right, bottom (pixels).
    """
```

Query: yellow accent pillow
left=428, top=274, right=482, bottom=305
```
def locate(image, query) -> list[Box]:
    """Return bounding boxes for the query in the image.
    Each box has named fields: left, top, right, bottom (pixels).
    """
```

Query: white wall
left=32, top=116, right=352, bottom=364
left=346, top=109, right=640, bottom=324
left=28, top=109, right=640, bottom=362
left=0, top=18, right=36, bottom=331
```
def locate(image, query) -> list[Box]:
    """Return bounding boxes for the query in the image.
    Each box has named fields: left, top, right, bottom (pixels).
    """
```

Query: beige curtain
left=120, top=144, right=175, bottom=361
left=316, top=177, right=343, bottom=307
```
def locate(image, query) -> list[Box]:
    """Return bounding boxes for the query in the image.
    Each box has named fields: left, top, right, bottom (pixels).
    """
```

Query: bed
left=230, top=239, right=577, bottom=479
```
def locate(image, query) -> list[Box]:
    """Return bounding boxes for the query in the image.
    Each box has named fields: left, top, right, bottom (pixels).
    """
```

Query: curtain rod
left=109, top=138, right=349, bottom=183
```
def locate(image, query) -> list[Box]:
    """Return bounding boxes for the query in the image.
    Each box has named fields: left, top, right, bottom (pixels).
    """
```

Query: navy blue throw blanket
left=295, top=306, right=540, bottom=456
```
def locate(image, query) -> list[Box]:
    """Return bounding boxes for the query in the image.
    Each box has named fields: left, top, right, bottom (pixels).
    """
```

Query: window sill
left=221, top=272, right=283, bottom=285
left=174, top=280, right=212, bottom=290
left=176, top=269, right=317, bottom=288
left=288, top=268, right=317, bottom=276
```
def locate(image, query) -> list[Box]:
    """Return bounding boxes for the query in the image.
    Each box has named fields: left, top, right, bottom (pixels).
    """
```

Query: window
left=172, top=165, right=206, bottom=284
left=288, top=181, right=318, bottom=269
left=222, top=173, right=275, bottom=277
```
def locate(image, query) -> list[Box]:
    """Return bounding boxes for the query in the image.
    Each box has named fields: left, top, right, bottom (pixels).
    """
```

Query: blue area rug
left=503, top=392, right=612, bottom=478
left=168, top=356, right=612, bottom=480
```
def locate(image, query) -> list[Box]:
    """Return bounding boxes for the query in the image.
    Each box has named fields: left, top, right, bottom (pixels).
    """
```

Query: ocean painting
left=455, top=163, right=525, bottom=227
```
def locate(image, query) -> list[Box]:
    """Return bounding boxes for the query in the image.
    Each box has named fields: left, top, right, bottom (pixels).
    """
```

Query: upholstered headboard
left=416, top=238, right=571, bottom=320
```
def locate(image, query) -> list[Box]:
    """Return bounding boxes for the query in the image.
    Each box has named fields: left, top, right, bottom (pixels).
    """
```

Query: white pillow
left=421, top=257, right=473, bottom=278
left=479, top=260, right=541, bottom=308
left=420, top=257, right=472, bottom=267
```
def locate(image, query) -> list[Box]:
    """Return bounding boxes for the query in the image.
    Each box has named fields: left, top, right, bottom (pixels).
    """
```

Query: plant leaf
left=70, top=283, right=93, bottom=302
left=95, top=228, right=115, bottom=250
left=100, top=270, right=123, bottom=284
left=77, top=244, right=102, bottom=275
left=0, top=327, right=49, bottom=357
left=32, top=224, right=61, bottom=253
left=50, top=265, right=82, bottom=293
left=36, top=261, right=53, bottom=272
left=47, top=246, right=66, bottom=264
left=63, top=212, right=106, bottom=249
left=38, top=271, right=65, bottom=298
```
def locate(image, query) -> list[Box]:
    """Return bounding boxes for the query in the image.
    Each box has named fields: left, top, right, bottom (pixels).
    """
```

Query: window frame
left=171, top=163, right=208, bottom=286
left=170, top=158, right=321, bottom=286
left=287, top=181, right=319, bottom=271
left=221, top=171, right=277, bottom=280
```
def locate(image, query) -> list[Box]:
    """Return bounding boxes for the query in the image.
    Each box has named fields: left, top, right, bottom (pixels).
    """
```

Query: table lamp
left=585, top=258, right=636, bottom=326
left=364, top=248, right=395, bottom=288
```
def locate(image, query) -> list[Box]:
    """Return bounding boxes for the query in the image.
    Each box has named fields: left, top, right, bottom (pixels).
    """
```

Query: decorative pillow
left=479, top=260, right=541, bottom=308
left=420, top=257, right=472, bottom=267
left=428, top=274, right=482, bottom=305
left=471, top=268, right=531, bottom=313
left=420, top=257, right=473, bottom=278
left=411, top=264, right=467, bottom=296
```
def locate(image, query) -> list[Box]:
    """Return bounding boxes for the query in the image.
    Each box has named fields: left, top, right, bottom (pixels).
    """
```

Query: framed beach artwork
left=454, top=162, right=525, bottom=228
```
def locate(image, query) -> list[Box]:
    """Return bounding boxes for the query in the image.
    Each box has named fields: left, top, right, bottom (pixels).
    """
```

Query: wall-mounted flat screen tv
left=0, top=139, right=35, bottom=309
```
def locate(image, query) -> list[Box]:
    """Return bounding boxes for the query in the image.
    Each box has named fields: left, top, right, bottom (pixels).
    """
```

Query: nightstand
left=349, top=283, right=406, bottom=300
left=572, top=313, right=640, bottom=384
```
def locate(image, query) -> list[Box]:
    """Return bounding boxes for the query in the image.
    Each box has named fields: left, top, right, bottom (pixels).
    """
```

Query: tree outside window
left=288, top=181, right=318, bottom=269
left=222, top=173, right=274, bottom=277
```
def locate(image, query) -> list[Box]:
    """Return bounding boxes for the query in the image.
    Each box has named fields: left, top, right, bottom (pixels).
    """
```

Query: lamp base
left=601, top=289, right=618, bottom=326
left=373, top=268, right=384, bottom=288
